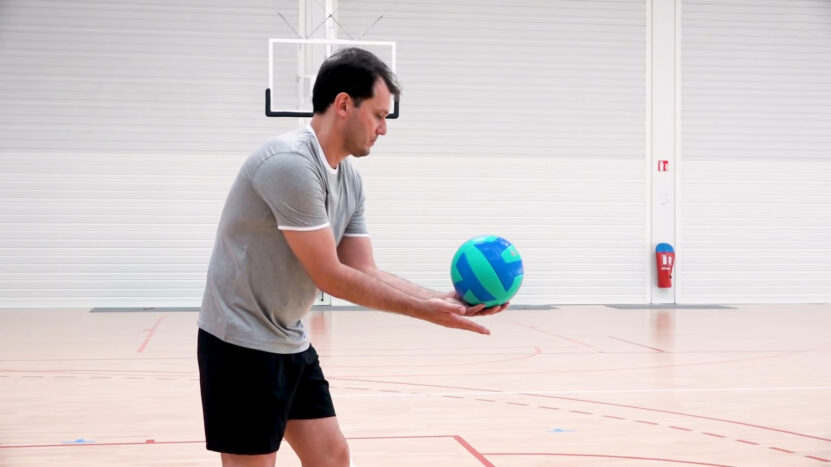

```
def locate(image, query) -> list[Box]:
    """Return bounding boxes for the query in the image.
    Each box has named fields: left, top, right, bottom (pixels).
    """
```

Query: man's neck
left=309, top=116, right=347, bottom=169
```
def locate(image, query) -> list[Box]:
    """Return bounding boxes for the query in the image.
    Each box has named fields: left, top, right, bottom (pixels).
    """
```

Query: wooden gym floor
left=0, top=304, right=829, bottom=466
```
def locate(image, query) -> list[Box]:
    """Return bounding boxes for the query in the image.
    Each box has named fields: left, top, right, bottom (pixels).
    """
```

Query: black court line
left=312, top=305, right=556, bottom=311
left=90, top=304, right=557, bottom=313
left=90, top=307, right=200, bottom=313
left=605, top=305, right=735, bottom=310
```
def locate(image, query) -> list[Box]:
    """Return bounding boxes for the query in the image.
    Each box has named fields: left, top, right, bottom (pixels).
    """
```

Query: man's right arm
left=281, top=227, right=491, bottom=335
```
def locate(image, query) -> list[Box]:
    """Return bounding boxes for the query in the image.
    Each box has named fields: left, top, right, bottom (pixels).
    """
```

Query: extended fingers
left=455, top=316, right=490, bottom=335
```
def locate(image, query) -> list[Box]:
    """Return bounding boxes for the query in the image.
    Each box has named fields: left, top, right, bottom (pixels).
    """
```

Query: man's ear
left=334, top=92, right=352, bottom=117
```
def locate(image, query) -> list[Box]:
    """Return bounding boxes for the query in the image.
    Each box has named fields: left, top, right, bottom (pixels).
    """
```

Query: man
left=197, top=48, right=507, bottom=467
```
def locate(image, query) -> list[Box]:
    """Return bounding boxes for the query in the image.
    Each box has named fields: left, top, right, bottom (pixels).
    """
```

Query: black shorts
left=197, top=329, right=336, bottom=455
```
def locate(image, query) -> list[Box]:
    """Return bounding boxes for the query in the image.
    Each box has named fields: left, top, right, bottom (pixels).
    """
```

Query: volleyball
left=450, top=235, right=524, bottom=307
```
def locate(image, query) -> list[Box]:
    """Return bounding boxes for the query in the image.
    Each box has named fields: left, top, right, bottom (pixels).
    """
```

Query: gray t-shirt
left=198, top=126, right=368, bottom=354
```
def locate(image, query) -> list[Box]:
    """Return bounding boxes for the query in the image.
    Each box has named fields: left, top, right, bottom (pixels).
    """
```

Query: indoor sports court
left=1, top=305, right=830, bottom=466
left=1, top=0, right=829, bottom=466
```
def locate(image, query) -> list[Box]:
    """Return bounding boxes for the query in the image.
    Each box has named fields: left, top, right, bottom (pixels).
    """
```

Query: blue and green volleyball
left=451, top=235, right=524, bottom=307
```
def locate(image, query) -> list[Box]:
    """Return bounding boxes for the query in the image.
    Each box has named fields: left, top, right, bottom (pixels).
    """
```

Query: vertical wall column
left=649, top=0, right=679, bottom=304
left=298, top=0, right=337, bottom=305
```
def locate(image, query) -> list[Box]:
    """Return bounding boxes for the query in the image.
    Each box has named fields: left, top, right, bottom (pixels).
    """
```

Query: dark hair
left=312, top=47, right=400, bottom=113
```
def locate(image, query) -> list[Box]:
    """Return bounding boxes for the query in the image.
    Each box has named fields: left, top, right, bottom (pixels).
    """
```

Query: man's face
left=344, top=78, right=391, bottom=157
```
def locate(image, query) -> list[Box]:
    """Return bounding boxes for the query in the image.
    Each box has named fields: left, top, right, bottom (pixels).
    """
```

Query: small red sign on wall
left=657, top=160, right=669, bottom=172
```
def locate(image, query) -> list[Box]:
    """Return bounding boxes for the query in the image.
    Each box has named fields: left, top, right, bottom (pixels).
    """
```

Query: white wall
left=678, top=0, right=831, bottom=303
left=0, top=0, right=298, bottom=307
left=1, top=0, right=828, bottom=308
left=337, top=0, right=650, bottom=304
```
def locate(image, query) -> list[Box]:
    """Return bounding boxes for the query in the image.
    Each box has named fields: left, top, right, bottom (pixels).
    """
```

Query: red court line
left=510, top=320, right=596, bottom=349
left=0, top=349, right=802, bottom=365
left=348, top=435, right=451, bottom=440
left=452, top=436, right=494, bottom=467
left=348, top=434, right=493, bottom=465
left=670, top=426, right=694, bottom=432
left=137, top=317, right=164, bottom=353
left=0, top=357, right=193, bottom=363
left=343, top=382, right=822, bottom=463
left=0, top=440, right=203, bottom=449
left=330, top=348, right=811, bottom=378
left=325, top=347, right=543, bottom=369
left=329, top=377, right=831, bottom=443
left=525, top=393, right=831, bottom=443
left=0, top=368, right=192, bottom=377
left=482, top=452, right=733, bottom=466
left=0, top=434, right=496, bottom=466
left=608, top=335, right=665, bottom=352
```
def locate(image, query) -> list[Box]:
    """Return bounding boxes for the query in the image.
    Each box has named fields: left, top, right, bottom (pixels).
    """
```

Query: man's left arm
left=337, top=236, right=442, bottom=299
left=337, top=236, right=508, bottom=316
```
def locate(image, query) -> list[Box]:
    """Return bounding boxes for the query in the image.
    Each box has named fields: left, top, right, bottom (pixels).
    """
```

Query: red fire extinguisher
left=656, top=243, right=675, bottom=288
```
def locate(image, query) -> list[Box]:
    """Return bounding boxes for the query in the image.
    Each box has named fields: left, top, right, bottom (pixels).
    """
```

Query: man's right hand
left=441, top=292, right=511, bottom=318
left=418, top=298, right=491, bottom=335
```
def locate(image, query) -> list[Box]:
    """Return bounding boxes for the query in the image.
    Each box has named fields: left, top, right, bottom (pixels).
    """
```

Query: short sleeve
left=250, top=153, right=330, bottom=231
left=344, top=191, right=369, bottom=237
left=343, top=168, right=369, bottom=237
